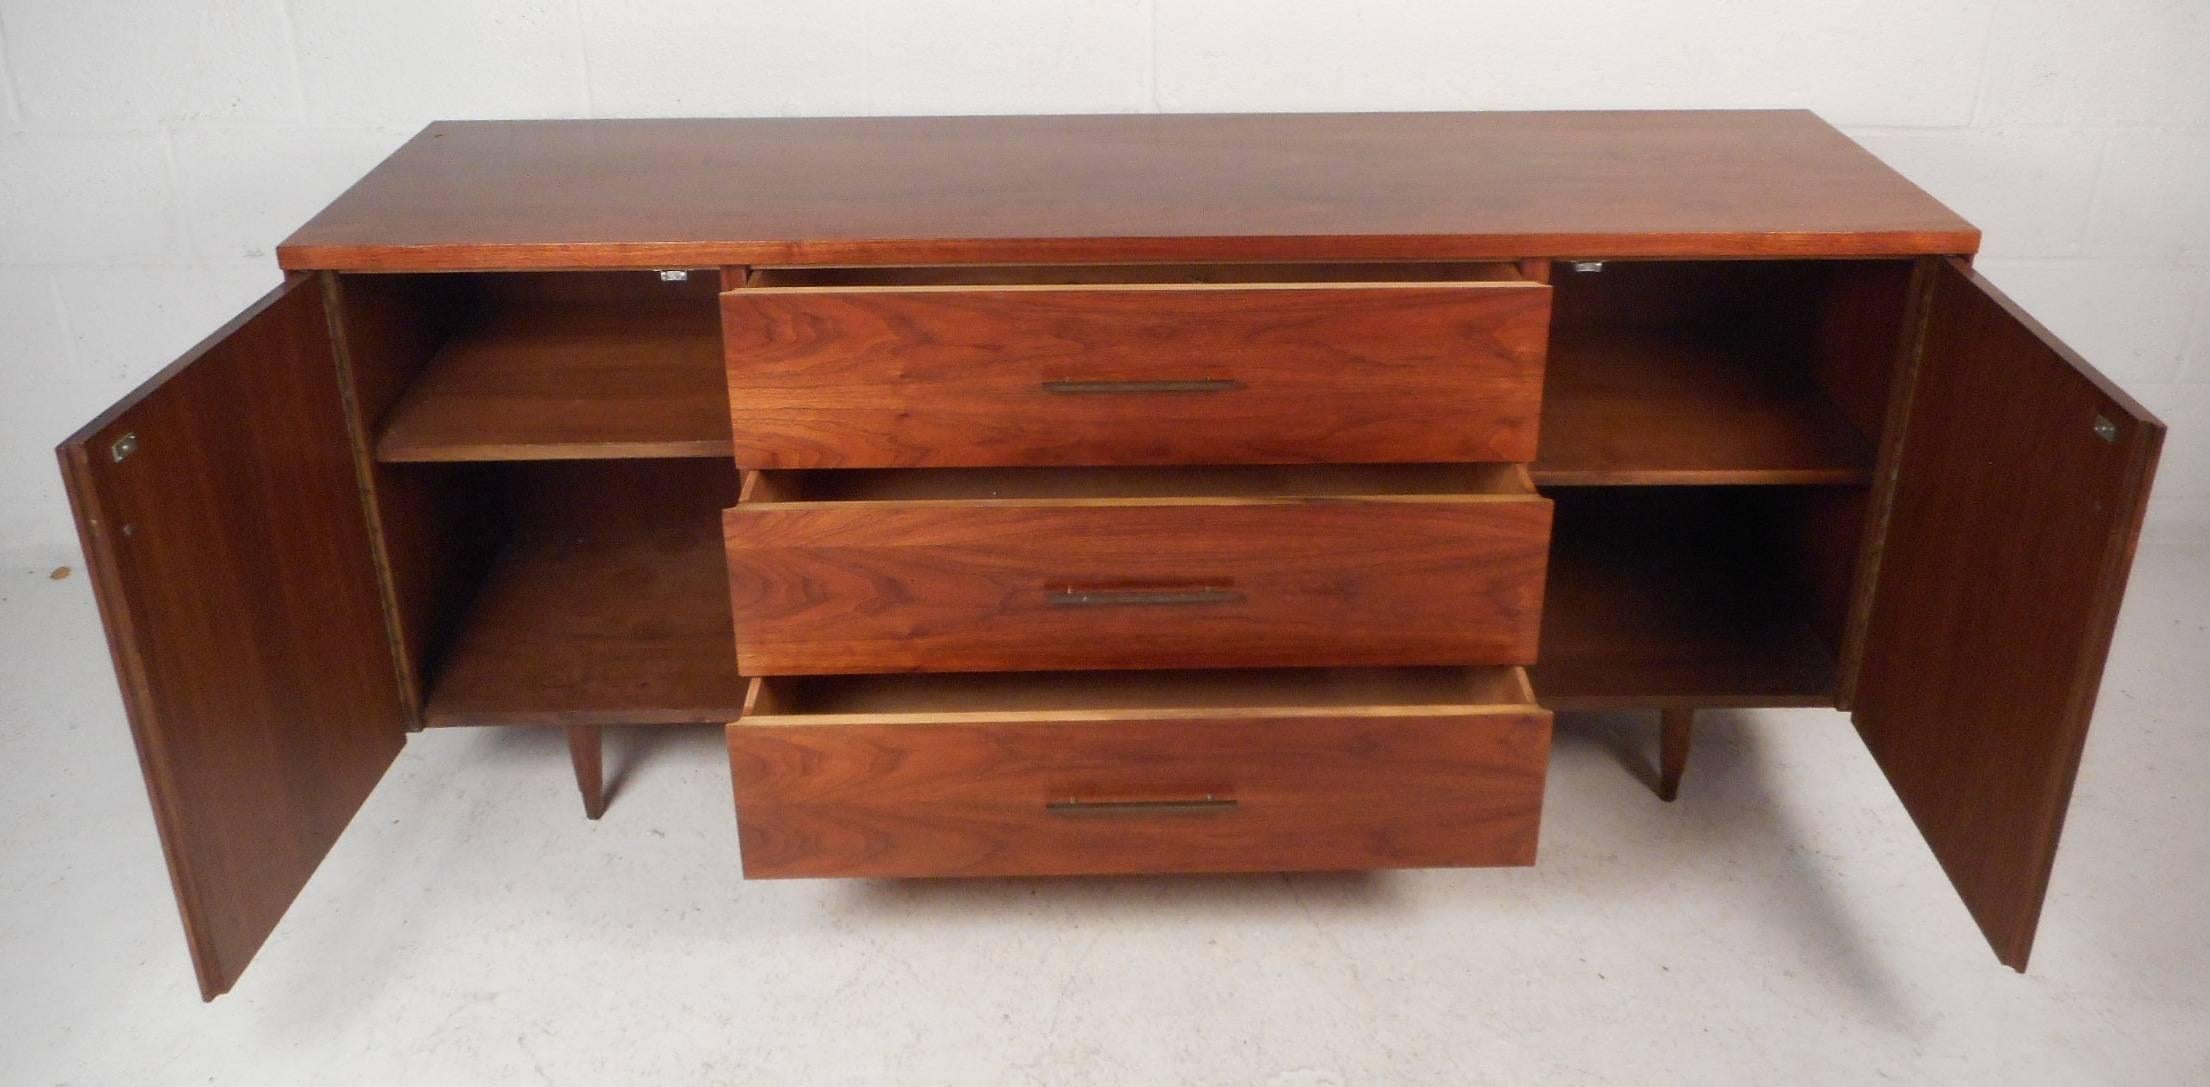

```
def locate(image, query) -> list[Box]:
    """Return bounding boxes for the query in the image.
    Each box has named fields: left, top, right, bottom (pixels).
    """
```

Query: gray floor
left=2, top=535, right=2207, bottom=1087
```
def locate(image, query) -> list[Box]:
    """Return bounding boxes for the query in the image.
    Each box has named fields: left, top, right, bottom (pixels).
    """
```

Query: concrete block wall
left=3, top=0, right=2206, bottom=555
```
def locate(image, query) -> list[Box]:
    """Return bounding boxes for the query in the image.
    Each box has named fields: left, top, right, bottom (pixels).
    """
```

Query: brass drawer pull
left=1040, top=378, right=1246, bottom=395
left=1046, top=586, right=1244, bottom=608
left=1046, top=795, right=1239, bottom=816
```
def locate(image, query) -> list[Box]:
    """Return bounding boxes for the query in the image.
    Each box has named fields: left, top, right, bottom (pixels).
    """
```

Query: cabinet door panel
left=1854, top=258, right=2162, bottom=970
left=58, top=275, right=407, bottom=999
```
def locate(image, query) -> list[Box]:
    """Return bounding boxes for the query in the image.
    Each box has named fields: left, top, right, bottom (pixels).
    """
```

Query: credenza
left=58, top=111, right=2162, bottom=999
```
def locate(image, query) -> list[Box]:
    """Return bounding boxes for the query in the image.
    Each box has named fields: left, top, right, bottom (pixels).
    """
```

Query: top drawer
left=722, top=263, right=1551, bottom=469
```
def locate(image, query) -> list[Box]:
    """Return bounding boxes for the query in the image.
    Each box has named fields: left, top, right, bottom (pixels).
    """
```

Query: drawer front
left=729, top=705, right=1550, bottom=878
left=725, top=496, right=1551, bottom=674
left=722, top=282, right=1550, bottom=468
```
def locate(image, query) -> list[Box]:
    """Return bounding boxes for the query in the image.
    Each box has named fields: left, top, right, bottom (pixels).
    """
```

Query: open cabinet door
left=58, top=275, right=407, bottom=999
left=1855, top=258, right=2163, bottom=970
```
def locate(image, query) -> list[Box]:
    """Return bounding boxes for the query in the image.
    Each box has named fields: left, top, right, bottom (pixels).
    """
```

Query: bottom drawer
left=727, top=667, right=1551, bottom=878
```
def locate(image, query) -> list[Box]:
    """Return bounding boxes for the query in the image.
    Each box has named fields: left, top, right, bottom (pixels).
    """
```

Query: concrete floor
left=2, top=536, right=2207, bottom=1087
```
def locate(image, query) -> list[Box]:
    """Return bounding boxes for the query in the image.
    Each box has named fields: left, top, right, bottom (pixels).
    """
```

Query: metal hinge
left=2094, top=415, right=2119, bottom=443
left=657, top=269, right=690, bottom=282
left=110, top=433, right=139, bottom=463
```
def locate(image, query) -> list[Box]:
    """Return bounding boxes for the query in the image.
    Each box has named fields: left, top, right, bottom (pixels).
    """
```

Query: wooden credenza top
left=276, top=110, right=1978, bottom=272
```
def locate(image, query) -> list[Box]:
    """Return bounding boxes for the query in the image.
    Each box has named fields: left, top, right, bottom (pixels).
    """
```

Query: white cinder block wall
left=3, top=0, right=2206, bottom=557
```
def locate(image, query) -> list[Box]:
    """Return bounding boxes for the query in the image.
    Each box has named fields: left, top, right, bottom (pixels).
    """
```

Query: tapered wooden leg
left=568, top=725, right=606, bottom=820
left=1658, top=708, right=1693, bottom=802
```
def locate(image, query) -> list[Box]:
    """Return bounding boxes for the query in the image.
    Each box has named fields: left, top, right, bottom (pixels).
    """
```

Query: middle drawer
left=725, top=464, right=1552, bottom=675
left=722, top=262, right=1551, bottom=468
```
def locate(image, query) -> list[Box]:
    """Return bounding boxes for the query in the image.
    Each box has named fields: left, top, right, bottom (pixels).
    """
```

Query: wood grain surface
left=277, top=112, right=1978, bottom=271
left=726, top=477, right=1552, bottom=675
left=729, top=669, right=1550, bottom=877
left=723, top=275, right=1549, bottom=468
left=423, top=460, right=747, bottom=727
left=1533, top=258, right=1898, bottom=486
left=58, top=277, right=407, bottom=999
left=1532, top=324, right=1873, bottom=485
left=376, top=276, right=729, bottom=462
left=1533, top=487, right=1840, bottom=709
left=1852, top=258, right=2163, bottom=970
left=327, top=272, right=499, bottom=721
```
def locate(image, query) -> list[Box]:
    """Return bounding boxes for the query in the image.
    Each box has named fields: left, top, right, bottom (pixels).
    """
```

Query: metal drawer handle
left=1040, top=378, right=1246, bottom=395
left=1046, top=585, right=1244, bottom=608
left=1046, top=795, right=1239, bottom=816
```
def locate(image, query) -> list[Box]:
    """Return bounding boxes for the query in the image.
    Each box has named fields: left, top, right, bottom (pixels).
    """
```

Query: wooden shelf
left=1533, top=490, right=1837, bottom=709
left=1531, top=325, right=1874, bottom=486
left=422, top=461, right=747, bottom=727
left=376, top=300, right=732, bottom=463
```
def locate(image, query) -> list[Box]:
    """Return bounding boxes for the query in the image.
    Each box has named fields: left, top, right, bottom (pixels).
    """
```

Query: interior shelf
left=1532, top=488, right=1840, bottom=708
left=421, top=461, right=747, bottom=728
left=376, top=298, right=733, bottom=463
left=1531, top=324, right=1875, bottom=486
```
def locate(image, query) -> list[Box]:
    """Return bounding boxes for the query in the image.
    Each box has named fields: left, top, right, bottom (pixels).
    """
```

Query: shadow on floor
left=1548, top=708, right=1918, bottom=1028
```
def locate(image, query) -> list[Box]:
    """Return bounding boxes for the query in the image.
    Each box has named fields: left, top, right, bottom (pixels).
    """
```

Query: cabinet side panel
left=1806, top=261, right=1917, bottom=441
left=1801, top=260, right=1916, bottom=664
left=328, top=273, right=502, bottom=720
left=1836, top=258, right=1944, bottom=704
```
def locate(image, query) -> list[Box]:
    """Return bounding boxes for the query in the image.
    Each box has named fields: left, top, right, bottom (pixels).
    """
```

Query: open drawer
left=728, top=666, right=1552, bottom=878
left=722, top=262, right=1550, bottom=468
left=724, top=463, right=1553, bottom=674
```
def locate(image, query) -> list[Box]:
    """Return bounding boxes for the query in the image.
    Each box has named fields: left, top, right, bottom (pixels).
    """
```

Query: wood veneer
left=1532, top=259, right=1907, bottom=487
left=328, top=272, right=502, bottom=722
left=1532, top=324, right=1873, bottom=485
left=723, top=267, right=1549, bottom=469
left=421, top=460, right=747, bottom=728
left=375, top=271, right=728, bottom=463
left=730, top=668, right=1550, bottom=878
left=60, top=111, right=2171, bottom=991
left=277, top=112, right=1978, bottom=271
left=1853, top=259, right=2164, bottom=971
left=726, top=465, right=1552, bottom=675
left=58, top=277, right=408, bottom=1000
left=1533, top=487, right=1840, bottom=708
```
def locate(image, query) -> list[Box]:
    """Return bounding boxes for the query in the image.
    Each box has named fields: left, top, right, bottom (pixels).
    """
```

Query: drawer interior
left=741, top=462, right=1536, bottom=504
left=745, top=666, right=1538, bottom=723
left=745, top=261, right=1529, bottom=289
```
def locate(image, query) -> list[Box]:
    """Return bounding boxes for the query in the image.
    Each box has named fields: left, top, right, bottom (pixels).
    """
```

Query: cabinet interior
left=359, top=269, right=728, bottom=464
left=391, top=459, right=746, bottom=728
left=1532, top=485, right=1864, bottom=708
left=1531, top=259, right=1913, bottom=707
left=334, top=258, right=1914, bottom=725
left=1533, top=259, right=1911, bottom=486
left=337, top=270, right=740, bottom=727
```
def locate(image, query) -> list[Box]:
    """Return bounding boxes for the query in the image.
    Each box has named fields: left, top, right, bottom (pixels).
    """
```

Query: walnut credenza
left=58, top=111, right=2163, bottom=999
